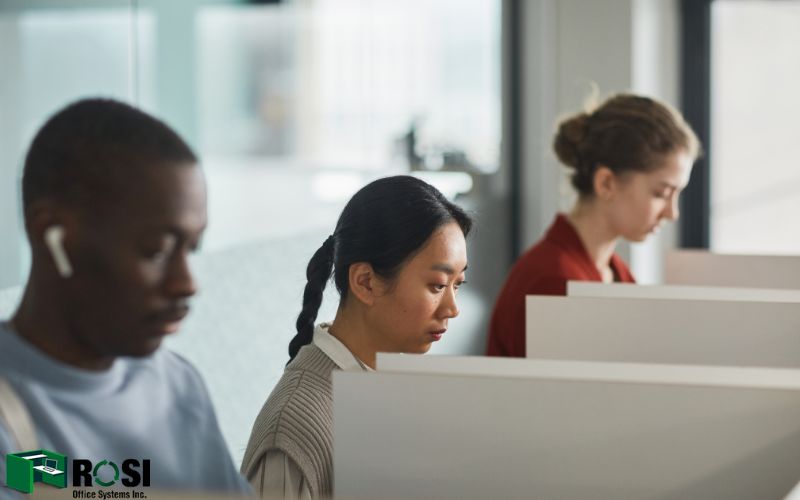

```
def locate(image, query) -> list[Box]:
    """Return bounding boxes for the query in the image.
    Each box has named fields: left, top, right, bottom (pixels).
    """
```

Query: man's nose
left=165, top=252, right=198, bottom=298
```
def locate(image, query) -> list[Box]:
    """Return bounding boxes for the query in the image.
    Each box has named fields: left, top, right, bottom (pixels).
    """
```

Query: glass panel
left=185, top=0, right=500, bottom=253
left=711, top=0, right=800, bottom=253
left=195, top=0, right=500, bottom=171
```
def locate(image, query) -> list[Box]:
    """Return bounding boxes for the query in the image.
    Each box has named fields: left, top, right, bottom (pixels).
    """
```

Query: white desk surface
left=33, top=465, right=63, bottom=475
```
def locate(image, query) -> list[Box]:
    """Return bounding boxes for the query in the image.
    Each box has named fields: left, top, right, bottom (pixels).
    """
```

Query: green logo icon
left=5, top=449, right=68, bottom=493
left=93, top=459, right=120, bottom=487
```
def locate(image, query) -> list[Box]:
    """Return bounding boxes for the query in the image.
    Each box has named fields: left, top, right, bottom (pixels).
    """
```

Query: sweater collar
left=313, top=323, right=372, bottom=372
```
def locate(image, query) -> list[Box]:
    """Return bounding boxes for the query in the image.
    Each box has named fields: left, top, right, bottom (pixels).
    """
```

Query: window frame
left=679, top=0, right=714, bottom=248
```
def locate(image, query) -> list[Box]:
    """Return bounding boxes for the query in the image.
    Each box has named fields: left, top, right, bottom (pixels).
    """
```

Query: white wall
left=519, top=0, right=682, bottom=283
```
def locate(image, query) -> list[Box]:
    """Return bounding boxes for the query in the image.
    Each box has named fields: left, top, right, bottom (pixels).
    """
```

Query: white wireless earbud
left=44, top=225, right=73, bottom=278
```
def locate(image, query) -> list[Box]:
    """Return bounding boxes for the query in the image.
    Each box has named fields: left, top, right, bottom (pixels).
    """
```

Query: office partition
left=666, top=250, right=800, bottom=289
left=566, top=281, right=800, bottom=302
left=526, top=295, right=800, bottom=367
left=335, top=358, right=800, bottom=499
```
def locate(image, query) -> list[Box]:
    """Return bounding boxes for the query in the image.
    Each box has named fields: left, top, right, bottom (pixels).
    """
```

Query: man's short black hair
left=22, top=98, right=197, bottom=212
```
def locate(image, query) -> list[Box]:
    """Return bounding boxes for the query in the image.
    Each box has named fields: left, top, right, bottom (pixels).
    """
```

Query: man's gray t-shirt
left=0, top=321, right=250, bottom=498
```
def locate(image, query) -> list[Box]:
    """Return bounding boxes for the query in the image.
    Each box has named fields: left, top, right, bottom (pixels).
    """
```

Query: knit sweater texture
left=241, top=343, right=338, bottom=498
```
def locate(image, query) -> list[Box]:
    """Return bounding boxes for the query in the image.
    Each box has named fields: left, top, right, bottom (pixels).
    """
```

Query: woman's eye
left=430, top=284, right=447, bottom=292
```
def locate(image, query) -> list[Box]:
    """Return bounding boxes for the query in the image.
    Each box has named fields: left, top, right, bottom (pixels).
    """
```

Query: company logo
left=73, top=458, right=150, bottom=488
left=5, top=449, right=68, bottom=493
left=4, top=450, right=150, bottom=495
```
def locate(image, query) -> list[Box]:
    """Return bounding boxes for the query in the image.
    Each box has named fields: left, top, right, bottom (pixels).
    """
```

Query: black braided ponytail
left=289, top=236, right=335, bottom=361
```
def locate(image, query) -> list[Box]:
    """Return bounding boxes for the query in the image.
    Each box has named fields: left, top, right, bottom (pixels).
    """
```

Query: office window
left=710, top=0, right=800, bottom=253
left=196, top=1, right=499, bottom=169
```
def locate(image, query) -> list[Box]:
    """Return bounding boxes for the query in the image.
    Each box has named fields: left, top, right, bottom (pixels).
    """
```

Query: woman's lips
left=429, top=329, right=446, bottom=341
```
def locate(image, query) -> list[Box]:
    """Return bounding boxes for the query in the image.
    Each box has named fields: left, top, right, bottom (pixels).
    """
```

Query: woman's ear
left=593, top=165, right=617, bottom=201
left=348, top=262, right=379, bottom=306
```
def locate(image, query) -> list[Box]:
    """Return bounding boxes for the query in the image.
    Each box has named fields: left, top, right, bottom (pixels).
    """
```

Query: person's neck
left=11, top=284, right=115, bottom=371
left=327, top=307, right=381, bottom=370
left=566, top=200, right=618, bottom=281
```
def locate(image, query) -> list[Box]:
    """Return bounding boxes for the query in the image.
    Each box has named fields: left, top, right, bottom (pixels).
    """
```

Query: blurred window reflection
left=711, top=0, right=800, bottom=253
left=196, top=1, right=500, bottom=171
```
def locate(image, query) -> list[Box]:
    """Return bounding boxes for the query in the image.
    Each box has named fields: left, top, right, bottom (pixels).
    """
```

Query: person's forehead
left=406, top=223, right=468, bottom=270
left=650, top=151, right=693, bottom=183
left=91, top=162, right=206, bottom=229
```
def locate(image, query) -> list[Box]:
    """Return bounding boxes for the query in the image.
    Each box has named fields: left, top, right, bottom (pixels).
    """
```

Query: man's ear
left=592, top=165, right=618, bottom=201
left=348, top=262, right=382, bottom=306
left=27, top=199, right=80, bottom=236
left=25, top=200, right=79, bottom=273
left=27, top=200, right=56, bottom=239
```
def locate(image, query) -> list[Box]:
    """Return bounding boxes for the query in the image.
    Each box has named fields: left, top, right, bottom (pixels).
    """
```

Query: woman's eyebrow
left=431, top=263, right=469, bottom=274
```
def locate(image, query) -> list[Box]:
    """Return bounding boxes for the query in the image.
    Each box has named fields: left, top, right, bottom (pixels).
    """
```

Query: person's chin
left=401, top=342, right=433, bottom=355
left=126, top=336, right=165, bottom=357
left=624, top=231, right=650, bottom=243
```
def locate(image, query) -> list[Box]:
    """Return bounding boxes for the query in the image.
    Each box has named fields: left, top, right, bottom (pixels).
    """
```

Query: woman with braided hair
left=487, top=93, right=701, bottom=358
left=241, top=175, right=472, bottom=498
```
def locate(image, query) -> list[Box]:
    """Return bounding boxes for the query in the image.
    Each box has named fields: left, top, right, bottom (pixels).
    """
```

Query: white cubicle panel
left=666, top=250, right=800, bottom=289
left=335, top=359, right=800, bottom=499
left=376, top=353, right=800, bottom=389
left=526, top=295, right=800, bottom=367
left=567, top=281, right=800, bottom=302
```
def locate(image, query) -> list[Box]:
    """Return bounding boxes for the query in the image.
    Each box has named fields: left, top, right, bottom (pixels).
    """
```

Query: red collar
left=544, top=214, right=627, bottom=282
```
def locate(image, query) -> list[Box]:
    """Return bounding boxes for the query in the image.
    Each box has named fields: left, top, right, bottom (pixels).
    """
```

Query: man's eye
left=142, top=238, right=176, bottom=261
left=143, top=248, right=169, bottom=261
left=141, top=235, right=178, bottom=260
